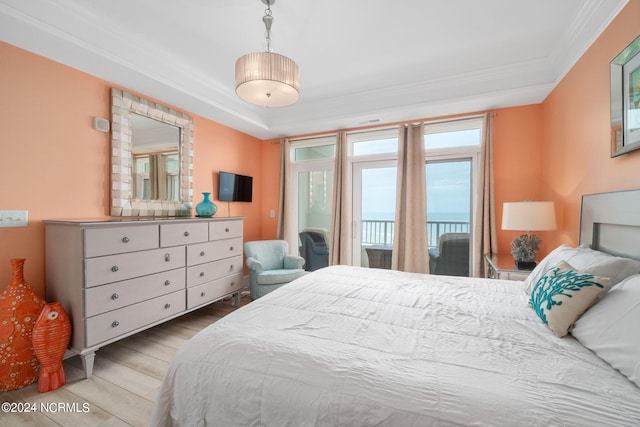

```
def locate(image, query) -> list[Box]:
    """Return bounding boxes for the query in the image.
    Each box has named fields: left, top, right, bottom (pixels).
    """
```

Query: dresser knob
left=225, top=227, right=230, bottom=232
left=164, top=280, right=171, bottom=286
left=230, top=281, right=235, bottom=287
left=184, top=231, right=190, bottom=237
left=229, top=246, right=234, bottom=251
left=111, top=321, right=120, bottom=328
left=111, top=293, right=119, bottom=300
left=164, top=253, right=171, bottom=262
left=111, top=265, right=119, bottom=272
left=229, top=265, right=234, bottom=271
left=164, top=303, right=171, bottom=309
left=122, top=236, right=130, bottom=243
left=200, top=291, right=206, bottom=297
left=200, top=251, right=205, bottom=256
left=200, top=272, right=205, bottom=277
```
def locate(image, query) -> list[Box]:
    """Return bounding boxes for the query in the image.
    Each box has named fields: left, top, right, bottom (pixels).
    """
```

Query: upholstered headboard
left=579, top=189, right=640, bottom=260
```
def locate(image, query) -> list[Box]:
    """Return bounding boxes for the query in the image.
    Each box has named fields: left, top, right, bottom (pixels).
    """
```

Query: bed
left=151, top=190, right=640, bottom=426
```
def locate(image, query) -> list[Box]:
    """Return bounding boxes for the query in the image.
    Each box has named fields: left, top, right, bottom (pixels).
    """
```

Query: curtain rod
left=278, top=111, right=496, bottom=143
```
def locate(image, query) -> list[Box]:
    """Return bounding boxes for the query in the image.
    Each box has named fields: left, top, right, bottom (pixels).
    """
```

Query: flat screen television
left=218, top=171, right=253, bottom=202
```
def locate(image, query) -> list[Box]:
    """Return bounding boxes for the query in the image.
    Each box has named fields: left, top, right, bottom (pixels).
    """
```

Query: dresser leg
left=232, top=292, right=241, bottom=307
left=81, top=352, right=96, bottom=378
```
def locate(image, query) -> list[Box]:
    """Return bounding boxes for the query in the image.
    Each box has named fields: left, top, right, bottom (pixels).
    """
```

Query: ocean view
left=363, top=211, right=470, bottom=222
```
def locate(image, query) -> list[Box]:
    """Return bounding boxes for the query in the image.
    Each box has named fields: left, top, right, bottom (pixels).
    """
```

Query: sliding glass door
left=426, top=159, right=472, bottom=276
left=353, top=161, right=397, bottom=268
left=290, top=137, right=335, bottom=271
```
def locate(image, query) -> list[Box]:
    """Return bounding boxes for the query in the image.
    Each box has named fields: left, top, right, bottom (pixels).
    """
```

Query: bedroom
left=1, top=0, right=639, bottom=425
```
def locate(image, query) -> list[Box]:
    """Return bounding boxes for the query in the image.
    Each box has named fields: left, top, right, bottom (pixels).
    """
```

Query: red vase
left=0, top=259, right=46, bottom=391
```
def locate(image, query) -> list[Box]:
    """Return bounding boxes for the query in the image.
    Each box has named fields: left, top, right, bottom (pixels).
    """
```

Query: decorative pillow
left=524, top=244, right=640, bottom=295
left=529, top=260, right=611, bottom=337
left=572, top=274, right=640, bottom=388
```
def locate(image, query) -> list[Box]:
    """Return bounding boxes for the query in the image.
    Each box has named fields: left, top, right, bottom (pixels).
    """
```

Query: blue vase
left=195, top=192, right=217, bottom=218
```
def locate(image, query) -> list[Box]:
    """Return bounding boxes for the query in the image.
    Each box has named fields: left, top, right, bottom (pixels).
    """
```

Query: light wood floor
left=1, top=295, right=250, bottom=427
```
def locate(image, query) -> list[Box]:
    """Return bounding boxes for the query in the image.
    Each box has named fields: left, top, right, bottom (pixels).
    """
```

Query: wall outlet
left=0, top=210, right=28, bottom=228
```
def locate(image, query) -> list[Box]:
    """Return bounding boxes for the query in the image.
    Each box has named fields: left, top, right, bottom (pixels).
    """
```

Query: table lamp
left=502, top=201, right=556, bottom=269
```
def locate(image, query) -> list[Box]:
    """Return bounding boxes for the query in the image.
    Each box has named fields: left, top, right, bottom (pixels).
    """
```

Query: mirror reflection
left=131, top=114, right=181, bottom=201
left=110, top=88, right=193, bottom=217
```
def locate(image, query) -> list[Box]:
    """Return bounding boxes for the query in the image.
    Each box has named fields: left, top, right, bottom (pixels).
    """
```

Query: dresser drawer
left=186, top=256, right=243, bottom=288
left=186, top=238, right=242, bottom=266
left=160, top=222, right=209, bottom=247
left=85, top=225, right=159, bottom=257
left=85, top=268, right=185, bottom=317
left=186, top=238, right=243, bottom=267
left=186, top=274, right=242, bottom=310
left=209, top=220, right=243, bottom=240
left=86, top=290, right=185, bottom=347
left=85, top=246, right=185, bottom=287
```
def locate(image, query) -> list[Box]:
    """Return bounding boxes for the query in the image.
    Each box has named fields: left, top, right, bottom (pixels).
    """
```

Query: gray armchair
left=244, top=240, right=306, bottom=299
left=428, top=232, right=470, bottom=277
left=299, top=230, right=329, bottom=271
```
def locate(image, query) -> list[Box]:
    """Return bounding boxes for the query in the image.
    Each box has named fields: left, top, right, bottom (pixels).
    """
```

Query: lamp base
left=515, top=260, right=537, bottom=270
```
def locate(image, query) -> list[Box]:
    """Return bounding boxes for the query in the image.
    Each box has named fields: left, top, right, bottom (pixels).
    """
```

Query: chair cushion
left=256, top=269, right=307, bottom=285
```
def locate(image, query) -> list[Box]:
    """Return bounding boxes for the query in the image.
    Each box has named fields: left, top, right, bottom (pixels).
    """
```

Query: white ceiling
left=0, top=0, right=628, bottom=139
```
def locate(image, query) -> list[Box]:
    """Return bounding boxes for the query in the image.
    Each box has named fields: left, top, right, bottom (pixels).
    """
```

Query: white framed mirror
left=610, top=34, right=640, bottom=157
left=111, top=88, right=193, bottom=216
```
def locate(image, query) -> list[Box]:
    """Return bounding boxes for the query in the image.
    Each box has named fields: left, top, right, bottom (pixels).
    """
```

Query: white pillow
left=572, top=274, right=640, bottom=387
left=524, top=244, right=640, bottom=294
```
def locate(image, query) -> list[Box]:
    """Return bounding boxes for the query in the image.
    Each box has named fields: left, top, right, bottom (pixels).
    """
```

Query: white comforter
left=151, top=265, right=640, bottom=426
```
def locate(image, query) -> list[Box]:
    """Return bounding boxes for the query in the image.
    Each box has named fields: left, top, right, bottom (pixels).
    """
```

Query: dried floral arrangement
left=510, top=233, right=541, bottom=262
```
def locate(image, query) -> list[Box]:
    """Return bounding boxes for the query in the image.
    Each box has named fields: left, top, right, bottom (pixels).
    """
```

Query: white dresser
left=44, top=217, right=244, bottom=378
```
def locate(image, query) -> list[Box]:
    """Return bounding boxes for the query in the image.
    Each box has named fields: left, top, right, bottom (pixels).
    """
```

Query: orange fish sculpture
left=31, top=302, right=71, bottom=392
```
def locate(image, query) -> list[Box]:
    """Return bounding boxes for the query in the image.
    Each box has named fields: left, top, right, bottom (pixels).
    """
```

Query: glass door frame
left=425, top=149, right=480, bottom=275
left=289, top=155, right=335, bottom=256
left=352, top=159, right=397, bottom=268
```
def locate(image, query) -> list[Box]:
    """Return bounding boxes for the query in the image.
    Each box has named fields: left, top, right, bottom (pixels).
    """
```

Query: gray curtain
left=329, top=131, right=350, bottom=265
left=392, top=123, right=429, bottom=273
left=473, top=113, right=497, bottom=277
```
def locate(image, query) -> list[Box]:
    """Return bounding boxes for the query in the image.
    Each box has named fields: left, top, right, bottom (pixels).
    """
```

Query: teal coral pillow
left=530, top=260, right=611, bottom=337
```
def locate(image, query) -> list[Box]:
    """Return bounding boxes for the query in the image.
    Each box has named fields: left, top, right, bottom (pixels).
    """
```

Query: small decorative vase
left=32, top=302, right=71, bottom=393
left=0, top=258, right=46, bottom=391
left=195, top=192, right=217, bottom=218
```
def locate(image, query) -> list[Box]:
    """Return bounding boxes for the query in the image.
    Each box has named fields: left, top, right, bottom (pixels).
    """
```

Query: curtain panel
left=473, top=112, right=497, bottom=277
left=392, top=123, right=429, bottom=274
left=277, top=138, right=298, bottom=253
left=329, top=131, right=351, bottom=265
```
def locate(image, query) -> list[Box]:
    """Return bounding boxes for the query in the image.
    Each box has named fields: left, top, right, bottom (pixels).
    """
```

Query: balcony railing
left=361, top=219, right=470, bottom=248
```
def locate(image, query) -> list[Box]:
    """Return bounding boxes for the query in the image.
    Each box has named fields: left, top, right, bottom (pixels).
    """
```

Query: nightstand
left=485, top=254, right=532, bottom=281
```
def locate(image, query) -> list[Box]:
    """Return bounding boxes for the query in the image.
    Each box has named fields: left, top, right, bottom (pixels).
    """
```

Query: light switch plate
left=0, top=210, right=28, bottom=228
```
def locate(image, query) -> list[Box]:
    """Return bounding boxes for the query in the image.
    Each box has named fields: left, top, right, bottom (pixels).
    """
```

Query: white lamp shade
left=235, top=52, right=300, bottom=107
left=502, top=201, right=556, bottom=231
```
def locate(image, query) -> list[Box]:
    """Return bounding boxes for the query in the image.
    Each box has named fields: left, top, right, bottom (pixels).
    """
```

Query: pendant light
left=235, top=0, right=300, bottom=107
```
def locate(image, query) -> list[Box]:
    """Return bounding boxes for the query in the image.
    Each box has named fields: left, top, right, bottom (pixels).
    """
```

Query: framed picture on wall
left=610, top=34, right=640, bottom=157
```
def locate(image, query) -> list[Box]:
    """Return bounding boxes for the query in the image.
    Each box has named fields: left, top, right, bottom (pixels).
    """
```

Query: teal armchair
left=244, top=240, right=306, bottom=299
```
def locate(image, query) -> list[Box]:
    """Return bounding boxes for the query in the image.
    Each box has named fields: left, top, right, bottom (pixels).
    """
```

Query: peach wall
left=259, top=139, right=282, bottom=240
left=191, top=116, right=262, bottom=243
left=542, top=0, right=640, bottom=249
left=492, top=105, right=548, bottom=256
left=0, top=41, right=261, bottom=294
